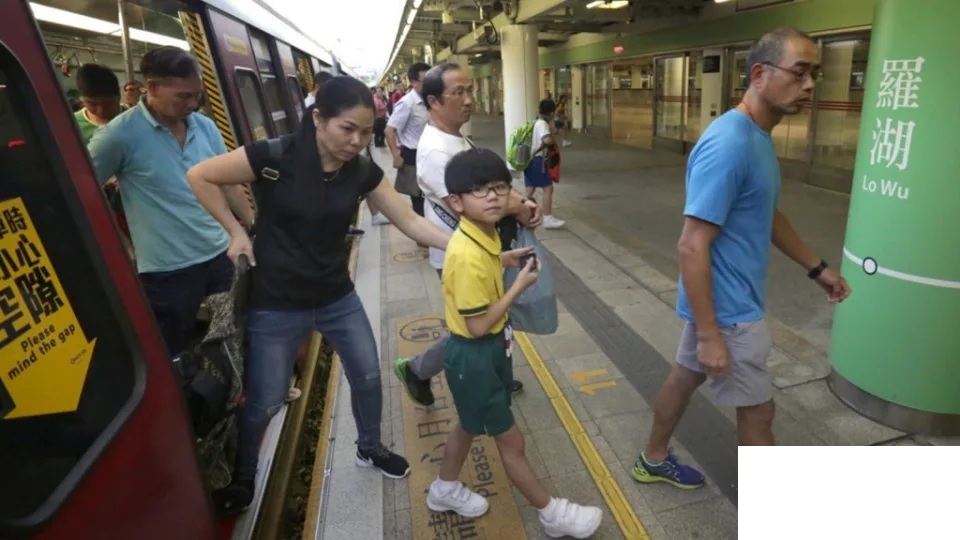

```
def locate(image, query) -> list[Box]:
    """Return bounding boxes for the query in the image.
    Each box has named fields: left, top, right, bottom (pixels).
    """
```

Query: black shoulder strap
left=255, top=138, right=284, bottom=182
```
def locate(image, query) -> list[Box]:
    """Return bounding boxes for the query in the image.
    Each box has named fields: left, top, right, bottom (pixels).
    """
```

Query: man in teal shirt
left=88, top=46, right=253, bottom=356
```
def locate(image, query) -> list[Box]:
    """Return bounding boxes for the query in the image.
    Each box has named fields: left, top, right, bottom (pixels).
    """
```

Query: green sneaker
left=393, top=357, right=434, bottom=406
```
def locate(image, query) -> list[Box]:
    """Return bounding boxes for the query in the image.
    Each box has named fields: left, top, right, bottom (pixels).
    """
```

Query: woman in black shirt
left=188, top=76, right=450, bottom=513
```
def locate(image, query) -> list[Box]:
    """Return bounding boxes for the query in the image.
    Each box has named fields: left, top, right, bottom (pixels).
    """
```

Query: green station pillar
left=828, top=0, right=960, bottom=434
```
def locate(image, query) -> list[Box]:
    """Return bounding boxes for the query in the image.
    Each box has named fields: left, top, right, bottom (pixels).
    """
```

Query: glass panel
left=249, top=33, right=273, bottom=73
left=655, top=56, right=685, bottom=139
left=261, top=75, right=292, bottom=135
left=610, top=57, right=654, bottom=148
left=286, top=76, right=304, bottom=123
left=555, top=67, right=572, bottom=101
left=586, top=64, right=610, bottom=135
left=812, top=35, right=869, bottom=170
left=0, top=49, right=141, bottom=529
left=235, top=70, right=270, bottom=140
left=728, top=48, right=749, bottom=110
left=685, top=51, right=703, bottom=143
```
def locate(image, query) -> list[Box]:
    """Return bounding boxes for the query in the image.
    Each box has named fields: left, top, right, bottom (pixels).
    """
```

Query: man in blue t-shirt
left=631, top=27, right=852, bottom=489
left=89, top=47, right=253, bottom=356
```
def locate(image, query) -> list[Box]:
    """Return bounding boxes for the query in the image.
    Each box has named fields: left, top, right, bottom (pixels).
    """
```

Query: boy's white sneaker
left=426, top=480, right=489, bottom=518
left=539, top=498, right=603, bottom=539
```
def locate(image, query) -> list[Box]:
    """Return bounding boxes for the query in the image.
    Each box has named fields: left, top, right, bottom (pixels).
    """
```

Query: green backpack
left=506, top=119, right=536, bottom=171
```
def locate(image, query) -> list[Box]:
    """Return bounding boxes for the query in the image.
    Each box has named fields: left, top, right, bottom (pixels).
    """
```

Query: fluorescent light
left=406, top=9, right=417, bottom=25
left=413, top=0, right=423, bottom=8
left=29, top=2, right=189, bottom=50
left=715, top=0, right=733, bottom=3
left=586, top=0, right=629, bottom=8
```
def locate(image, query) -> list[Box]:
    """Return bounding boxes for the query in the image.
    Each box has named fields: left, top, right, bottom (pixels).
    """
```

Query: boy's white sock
left=433, top=477, right=459, bottom=496
left=538, top=497, right=559, bottom=521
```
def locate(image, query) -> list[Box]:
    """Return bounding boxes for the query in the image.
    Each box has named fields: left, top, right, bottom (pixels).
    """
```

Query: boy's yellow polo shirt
left=442, top=217, right=506, bottom=338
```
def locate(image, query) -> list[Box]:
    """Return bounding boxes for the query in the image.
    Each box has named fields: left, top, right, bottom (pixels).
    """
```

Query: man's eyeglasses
left=763, top=62, right=823, bottom=82
left=466, top=183, right=511, bottom=198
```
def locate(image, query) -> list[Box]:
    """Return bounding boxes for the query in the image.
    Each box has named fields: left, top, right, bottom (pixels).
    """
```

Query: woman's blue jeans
left=235, top=290, right=382, bottom=478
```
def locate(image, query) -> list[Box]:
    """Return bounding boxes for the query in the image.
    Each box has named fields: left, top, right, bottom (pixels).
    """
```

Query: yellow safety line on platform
left=514, top=331, right=649, bottom=540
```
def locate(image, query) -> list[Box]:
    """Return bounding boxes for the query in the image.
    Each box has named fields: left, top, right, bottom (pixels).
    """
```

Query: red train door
left=0, top=5, right=215, bottom=540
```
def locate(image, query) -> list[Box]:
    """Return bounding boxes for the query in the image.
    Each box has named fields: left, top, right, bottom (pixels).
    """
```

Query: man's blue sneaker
left=631, top=451, right=705, bottom=490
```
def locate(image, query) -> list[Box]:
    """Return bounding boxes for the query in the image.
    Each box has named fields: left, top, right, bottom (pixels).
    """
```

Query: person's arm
left=506, top=190, right=541, bottom=227
left=678, top=137, right=743, bottom=339
left=772, top=209, right=851, bottom=303
left=186, top=147, right=257, bottom=238
left=86, top=122, right=127, bottom=186
left=366, top=176, right=450, bottom=249
left=772, top=210, right=820, bottom=271
left=385, top=98, right=411, bottom=167
left=677, top=218, right=722, bottom=337
left=208, top=126, right=256, bottom=227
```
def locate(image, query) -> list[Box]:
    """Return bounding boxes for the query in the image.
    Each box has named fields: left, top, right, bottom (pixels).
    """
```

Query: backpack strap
left=251, top=137, right=284, bottom=183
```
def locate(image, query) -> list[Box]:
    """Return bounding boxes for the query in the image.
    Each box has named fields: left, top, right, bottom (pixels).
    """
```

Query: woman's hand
left=228, top=230, right=256, bottom=267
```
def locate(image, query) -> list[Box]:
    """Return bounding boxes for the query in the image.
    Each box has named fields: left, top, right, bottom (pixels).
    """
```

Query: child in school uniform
left=426, top=148, right=602, bottom=539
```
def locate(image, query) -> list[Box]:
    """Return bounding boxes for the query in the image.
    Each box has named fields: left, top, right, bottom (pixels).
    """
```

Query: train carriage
left=0, top=1, right=350, bottom=538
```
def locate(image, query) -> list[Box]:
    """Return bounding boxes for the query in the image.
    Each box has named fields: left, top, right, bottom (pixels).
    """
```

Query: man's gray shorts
left=676, top=320, right=773, bottom=408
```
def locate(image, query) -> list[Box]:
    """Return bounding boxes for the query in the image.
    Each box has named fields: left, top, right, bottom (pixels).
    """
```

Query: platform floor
left=313, top=114, right=955, bottom=540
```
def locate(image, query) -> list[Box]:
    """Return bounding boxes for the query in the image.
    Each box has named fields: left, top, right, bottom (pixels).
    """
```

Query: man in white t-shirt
left=393, top=62, right=541, bottom=406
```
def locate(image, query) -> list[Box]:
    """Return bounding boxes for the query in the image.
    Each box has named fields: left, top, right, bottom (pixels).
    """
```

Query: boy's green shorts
left=445, top=330, right=514, bottom=436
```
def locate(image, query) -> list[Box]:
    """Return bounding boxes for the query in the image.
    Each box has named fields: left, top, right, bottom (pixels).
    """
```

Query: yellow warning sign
left=396, top=316, right=526, bottom=540
left=0, top=197, right=96, bottom=419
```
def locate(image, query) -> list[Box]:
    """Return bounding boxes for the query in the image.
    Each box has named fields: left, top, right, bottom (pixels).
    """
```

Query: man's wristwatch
left=808, top=259, right=828, bottom=279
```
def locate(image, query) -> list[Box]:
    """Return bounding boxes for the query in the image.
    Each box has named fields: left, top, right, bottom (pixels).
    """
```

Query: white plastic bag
left=503, top=227, right=559, bottom=334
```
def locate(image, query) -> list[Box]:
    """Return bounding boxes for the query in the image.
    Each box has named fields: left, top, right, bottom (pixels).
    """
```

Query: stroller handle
left=236, top=254, right=250, bottom=274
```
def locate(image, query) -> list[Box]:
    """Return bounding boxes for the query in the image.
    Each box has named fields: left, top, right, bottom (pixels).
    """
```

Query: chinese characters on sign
left=865, top=57, right=924, bottom=201
left=0, top=197, right=96, bottom=420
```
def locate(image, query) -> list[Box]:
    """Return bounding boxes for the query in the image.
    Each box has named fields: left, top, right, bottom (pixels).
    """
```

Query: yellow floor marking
left=570, top=368, right=609, bottom=384
left=578, top=380, right=618, bottom=396
left=514, top=331, right=650, bottom=540
left=396, top=316, right=527, bottom=540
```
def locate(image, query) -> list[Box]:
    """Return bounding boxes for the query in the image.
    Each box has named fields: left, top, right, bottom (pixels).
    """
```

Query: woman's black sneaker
left=512, top=380, right=524, bottom=393
left=212, top=475, right=254, bottom=517
left=356, top=444, right=410, bottom=479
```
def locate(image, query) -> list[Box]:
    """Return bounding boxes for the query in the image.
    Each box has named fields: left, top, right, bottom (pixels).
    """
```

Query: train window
left=249, top=33, right=273, bottom=73
left=0, top=47, right=144, bottom=532
left=286, top=76, right=304, bottom=121
left=235, top=69, right=271, bottom=141
left=261, top=75, right=293, bottom=136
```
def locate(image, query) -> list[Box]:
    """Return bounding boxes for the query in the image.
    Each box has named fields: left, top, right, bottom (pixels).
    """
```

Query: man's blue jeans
left=235, top=290, right=382, bottom=478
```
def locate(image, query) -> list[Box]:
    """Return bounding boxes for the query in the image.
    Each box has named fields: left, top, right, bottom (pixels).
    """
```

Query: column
left=828, top=0, right=960, bottom=434
left=500, top=25, right=539, bottom=158
left=447, top=54, right=473, bottom=138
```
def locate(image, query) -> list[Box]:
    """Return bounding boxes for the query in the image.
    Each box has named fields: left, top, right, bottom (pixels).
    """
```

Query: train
left=0, top=1, right=356, bottom=538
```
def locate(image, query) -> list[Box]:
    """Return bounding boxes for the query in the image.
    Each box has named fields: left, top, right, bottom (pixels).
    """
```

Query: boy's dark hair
left=407, top=62, right=431, bottom=82
left=539, top=98, right=556, bottom=115
left=76, top=64, right=120, bottom=98
left=445, top=148, right=512, bottom=196
left=140, top=46, right=200, bottom=79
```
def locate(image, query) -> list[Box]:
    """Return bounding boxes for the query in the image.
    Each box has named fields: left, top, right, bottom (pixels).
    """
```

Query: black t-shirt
left=245, top=135, right=383, bottom=309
